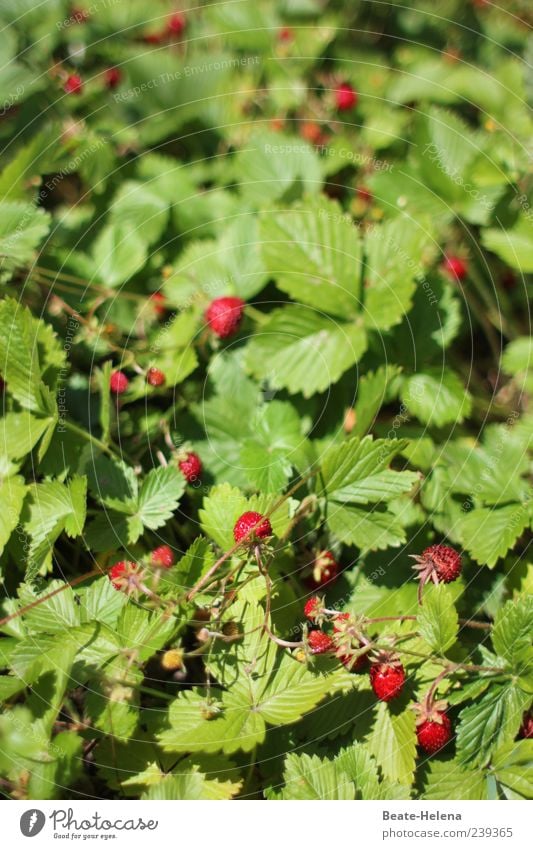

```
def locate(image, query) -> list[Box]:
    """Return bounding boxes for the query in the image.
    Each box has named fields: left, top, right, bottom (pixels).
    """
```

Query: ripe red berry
left=356, top=185, right=372, bottom=203
left=167, top=11, right=186, bottom=37
left=442, top=255, right=468, bottom=280
left=205, top=296, right=245, bottom=338
left=178, top=451, right=202, bottom=483
left=304, top=596, right=322, bottom=621
left=308, top=630, right=334, bottom=654
left=370, top=662, right=405, bottom=702
left=143, top=32, right=165, bottom=44
left=278, top=27, right=294, bottom=42
left=71, top=7, right=89, bottom=24
left=105, top=67, right=122, bottom=89
left=310, top=550, right=339, bottom=587
left=150, top=291, right=166, bottom=316
left=64, top=74, right=83, bottom=95
left=423, top=544, right=462, bottom=583
left=151, top=545, right=175, bottom=569
left=519, top=711, right=533, bottom=739
left=416, top=712, right=452, bottom=754
left=333, top=613, right=367, bottom=671
left=335, top=82, right=357, bottom=111
left=110, top=370, right=129, bottom=394
left=147, top=367, right=166, bottom=387
left=108, top=560, right=138, bottom=591
left=233, top=511, right=272, bottom=544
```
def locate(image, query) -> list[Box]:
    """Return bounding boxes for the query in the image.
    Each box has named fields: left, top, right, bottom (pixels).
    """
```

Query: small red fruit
left=277, top=27, right=294, bottom=43
left=178, top=451, right=202, bottom=483
left=108, top=560, right=139, bottom=591
left=300, top=121, right=324, bottom=145
left=310, top=550, right=339, bottom=587
left=64, top=74, right=83, bottom=95
left=71, top=7, right=89, bottom=24
left=335, top=82, right=358, bottom=111
left=304, top=596, right=322, bottom=621
left=370, top=662, right=405, bottom=702
left=442, top=255, right=468, bottom=281
left=110, top=371, right=129, bottom=394
left=416, top=712, right=452, bottom=754
left=356, top=185, right=372, bottom=203
left=519, top=711, right=533, bottom=739
left=167, top=11, right=186, bottom=37
left=308, top=630, right=334, bottom=654
left=147, top=367, right=166, bottom=387
left=233, top=511, right=272, bottom=544
left=151, top=545, right=174, bottom=569
left=150, top=291, right=166, bottom=316
left=105, top=67, right=122, bottom=89
left=205, top=296, right=245, bottom=338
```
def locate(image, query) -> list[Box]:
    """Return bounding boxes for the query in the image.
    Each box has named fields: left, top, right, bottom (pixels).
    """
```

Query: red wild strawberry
left=356, top=185, right=372, bottom=203
left=167, top=11, right=186, bottom=37
left=307, top=630, right=334, bottom=654
left=110, top=370, right=129, bottom=394
left=416, top=712, right=452, bottom=754
left=143, top=31, right=165, bottom=44
left=442, top=255, right=468, bottom=281
left=370, top=662, right=405, bottom=702
left=519, top=711, right=533, bottom=739
left=335, top=82, right=358, bottom=111
left=310, top=550, right=339, bottom=587
left=150, top=291, right=166, bottom=316
left=147, top=367, right=165, bottom=387
left=205, top=296, right=245, bottom=338
left=278, top=27, right=294, bottom=42
left=304, top=596, right=322, bottom=621
left=300, top=121, right=325, bottom=145
left=64, top=74, right=83, bottom=95
left=411, top=544, right=462, bottom=604
left=233, top=511, right=272, bottom=544
left=108, top=560, right=139, bottom=592
left=105, top=67, right=122, bottom=89
left=151, top=545, right=174, bottom=569
left=71, top=7, right=89, bottom=24
left=333, top=613, right=367, bottom=671
left=178, top=451, right=202, bottom=483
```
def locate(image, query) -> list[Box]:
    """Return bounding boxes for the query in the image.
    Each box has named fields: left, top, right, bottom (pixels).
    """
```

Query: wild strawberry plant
left=0, top=0, right=531, bottom=802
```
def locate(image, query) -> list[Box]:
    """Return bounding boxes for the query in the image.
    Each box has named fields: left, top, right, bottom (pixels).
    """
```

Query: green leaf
left=0, top=475, right=26, bottom=555
left=0, top=202, right=50, bottom=271
left=235, top=131, right=321, bottom=204
left=24, top=477, right=87, bottom=580
left=367, top=702, right=417, bottom=785
left=353, top=365, right=402, bottom=437
left=459, top=503, right=530, bottom=568
left=456, top=682, right=530, bottom=767
left=364, top=216, right=437, bottom=330
left=492, top=597, right=533, bottom=670
left=491, top=741, right=533, bottom=799
left=240, top=401, right=304, bottom=491
left=418, top=584, right=459, bottom=654
left=401, top=369, right=472, bottom=427
left=0, top=299, right=59, bottom=415
left=109, top=180, right=169, bottom=246
left=137, top=466, right=185, bottom=530
left=276, top=752, right=355, bottom=800
left=246, top=305, right=367, bottom=398
left=260, top=197, right=362, bottom=318
left=423, top=759, right=488, bottom=800
left=482, top=217, right=533, bottom=273
left=0, top=411, right=54, bottom=464
left=320, top=436, right=416, bottom=504
left=327, top=504, right=407, bottom=551
left=91, top=222, right=148, bottom=287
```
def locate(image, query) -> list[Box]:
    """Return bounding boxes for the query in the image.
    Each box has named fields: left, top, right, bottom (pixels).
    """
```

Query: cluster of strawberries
left=62, top=8, right=187, bottom=96
left=302, top=544, right=463, bottom=756
left=109, top=294, right=245, bottom=398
